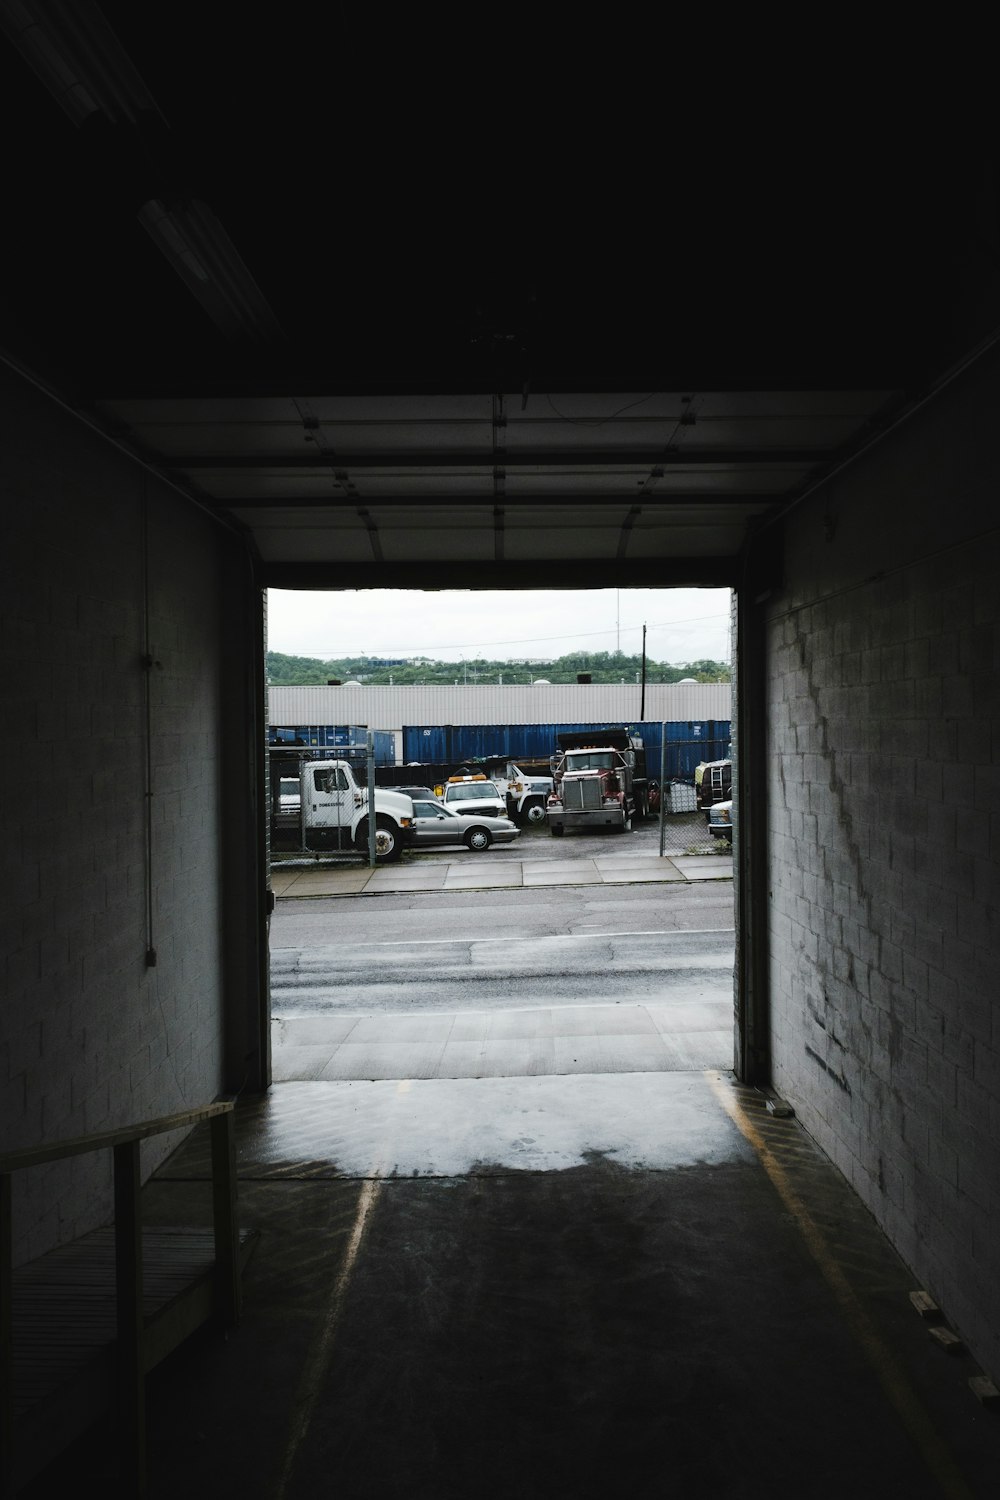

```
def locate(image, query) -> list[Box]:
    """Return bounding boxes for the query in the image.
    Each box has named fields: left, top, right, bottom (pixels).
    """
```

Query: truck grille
left=563, top=778, right=602, bottom=810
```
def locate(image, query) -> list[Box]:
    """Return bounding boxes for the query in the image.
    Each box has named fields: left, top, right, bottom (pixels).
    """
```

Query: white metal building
left=268, top=682, right=732, bottom=756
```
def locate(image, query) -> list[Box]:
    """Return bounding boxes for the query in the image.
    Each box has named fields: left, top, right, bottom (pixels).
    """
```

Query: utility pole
left=640, top=623, right=647, bottom=720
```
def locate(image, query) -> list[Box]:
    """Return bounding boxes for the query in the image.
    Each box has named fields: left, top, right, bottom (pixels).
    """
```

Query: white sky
left=266, top=588, right=732, bottom=664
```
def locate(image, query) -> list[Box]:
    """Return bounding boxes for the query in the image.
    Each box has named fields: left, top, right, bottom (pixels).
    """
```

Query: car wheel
left=465, top=827, right=492, bottom=851
left=524, top=799, right=546, bottom=824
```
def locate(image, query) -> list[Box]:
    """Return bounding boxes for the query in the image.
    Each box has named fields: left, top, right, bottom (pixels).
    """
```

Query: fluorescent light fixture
left=0, top=0, right=162, bottom=125
left=0, top=3, right=283, bottom=347
left=138, top=198, right=285, bottom=346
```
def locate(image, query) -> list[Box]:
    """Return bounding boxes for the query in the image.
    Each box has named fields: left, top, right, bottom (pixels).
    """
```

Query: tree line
left=267, top=650, right=731, bottom=685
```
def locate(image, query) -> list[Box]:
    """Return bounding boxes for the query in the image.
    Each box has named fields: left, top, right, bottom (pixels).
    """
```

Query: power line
left=279, top=611, right=730, bottom=659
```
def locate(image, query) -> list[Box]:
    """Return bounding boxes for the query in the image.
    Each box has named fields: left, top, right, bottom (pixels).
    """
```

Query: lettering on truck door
left=306, top=765, right=354, bottom=830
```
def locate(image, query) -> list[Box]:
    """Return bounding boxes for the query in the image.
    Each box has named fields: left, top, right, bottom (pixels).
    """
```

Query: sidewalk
left=271, top=850, right=733, bottom=898
left=271, top=998, right=733, bottom=1082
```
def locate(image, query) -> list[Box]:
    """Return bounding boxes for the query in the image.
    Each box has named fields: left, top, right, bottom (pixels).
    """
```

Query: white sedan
left=409, top=798, right=520, bottom=851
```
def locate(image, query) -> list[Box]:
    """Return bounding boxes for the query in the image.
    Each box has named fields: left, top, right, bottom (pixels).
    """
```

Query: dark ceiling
left=2, top=7, right=997, bottom=587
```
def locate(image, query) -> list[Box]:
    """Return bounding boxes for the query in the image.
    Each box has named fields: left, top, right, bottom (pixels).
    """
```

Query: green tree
left=265, top=650, right=731, bottom=687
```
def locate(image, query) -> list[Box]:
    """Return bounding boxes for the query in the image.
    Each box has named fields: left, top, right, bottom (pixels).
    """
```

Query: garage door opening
left=267, top=586, right=733, bottom=857
left=263, top=586, right=739, bottom=1125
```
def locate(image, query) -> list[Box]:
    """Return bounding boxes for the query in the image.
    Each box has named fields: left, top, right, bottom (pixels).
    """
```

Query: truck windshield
left=565, top=752, right=615, bottom=770
left=448, top=783, right=500, bottom=801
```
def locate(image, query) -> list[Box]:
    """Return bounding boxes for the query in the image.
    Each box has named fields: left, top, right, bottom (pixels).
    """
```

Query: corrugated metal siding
left=269, top=682, right=731, bottom=731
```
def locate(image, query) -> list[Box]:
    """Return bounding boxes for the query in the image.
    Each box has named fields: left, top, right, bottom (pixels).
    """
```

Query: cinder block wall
left=765, top=351, right=1000, bottom=1375
left=0, top=365, right=252, bottom=1263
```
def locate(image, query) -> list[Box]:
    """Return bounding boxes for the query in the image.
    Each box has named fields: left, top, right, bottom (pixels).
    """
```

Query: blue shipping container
left=401, top=722, right=730, bottom=778
left=638, top=722, right=731, bottom=780
left=269, top=725, right=394, bottom=765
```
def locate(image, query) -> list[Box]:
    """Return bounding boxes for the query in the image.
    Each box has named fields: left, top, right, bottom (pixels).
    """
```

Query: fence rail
left=1, top=1098, right=239, bottom=1498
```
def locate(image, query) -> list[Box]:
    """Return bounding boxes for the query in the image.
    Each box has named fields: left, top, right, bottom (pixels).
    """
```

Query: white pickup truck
left=441, top=775, right=508, bottom=819
left=297, top=759, right=415, bottom=861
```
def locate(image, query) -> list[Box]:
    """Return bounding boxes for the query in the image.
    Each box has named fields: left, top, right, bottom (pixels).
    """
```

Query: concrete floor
left=26, top=1072, right=1000, bottom=1498
left=19, top=860, right=994, bottom=1495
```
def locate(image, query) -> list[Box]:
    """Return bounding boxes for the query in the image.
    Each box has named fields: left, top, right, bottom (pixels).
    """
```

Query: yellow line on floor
left=707, top=1072, right=973, bottom=1500
left=275, top=1176, right=383, bottom=1497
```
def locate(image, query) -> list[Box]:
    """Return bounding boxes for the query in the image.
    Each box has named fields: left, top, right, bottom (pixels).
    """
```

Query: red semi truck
left=545, top=728, right=651, bottom=837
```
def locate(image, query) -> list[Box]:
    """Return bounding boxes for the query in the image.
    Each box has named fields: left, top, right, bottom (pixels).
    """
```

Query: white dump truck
left=480, top=757, right=555, bottom=824
left=295, top=758, right=415, bottom=861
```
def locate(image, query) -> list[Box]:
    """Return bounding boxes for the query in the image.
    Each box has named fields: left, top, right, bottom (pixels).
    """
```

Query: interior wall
left=0, top=363, right=255, bottom=1264
left=763, top=348, right=1000, bottom=1376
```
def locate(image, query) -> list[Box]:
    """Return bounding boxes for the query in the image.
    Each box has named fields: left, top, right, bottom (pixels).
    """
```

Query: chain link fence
left=657, top=808, right=726, bottom=856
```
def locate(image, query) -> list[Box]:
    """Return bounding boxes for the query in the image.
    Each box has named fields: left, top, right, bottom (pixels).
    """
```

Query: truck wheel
left=550, top=824, right=564, bottom=837
left=465, top=827, right=492, bottom=851
left=524, top=799, right=546, bottom=825
left=355, top=816, right=404, bottom=863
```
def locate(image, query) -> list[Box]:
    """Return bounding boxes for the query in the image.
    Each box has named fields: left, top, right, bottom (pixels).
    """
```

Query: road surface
left=271, top=883, right=735, bottom=1015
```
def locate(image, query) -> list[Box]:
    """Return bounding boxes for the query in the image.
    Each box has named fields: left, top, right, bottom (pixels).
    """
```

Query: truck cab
left=299, top=759, right=415, bottom=861
left=545, top=728, right=650, bottom=836
left=546, top=742, right=633, bottom=836
left=480, top=757, right=555, bottom=824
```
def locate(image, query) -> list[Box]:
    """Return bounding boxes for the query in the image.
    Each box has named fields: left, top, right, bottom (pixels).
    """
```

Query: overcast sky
left=266, top=588, right=732, bottom=664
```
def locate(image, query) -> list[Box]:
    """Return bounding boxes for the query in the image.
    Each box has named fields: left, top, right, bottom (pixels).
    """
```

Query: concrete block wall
left=764, top=351, right=1000, bottom=1376
left=0, top=365, right=250, bottom=1263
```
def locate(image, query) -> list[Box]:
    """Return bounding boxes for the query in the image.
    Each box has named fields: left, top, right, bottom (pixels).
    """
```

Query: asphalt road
left=270, top=883, right=735, bottom=1015
left=272, top=880, right=734, bottom=945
